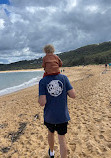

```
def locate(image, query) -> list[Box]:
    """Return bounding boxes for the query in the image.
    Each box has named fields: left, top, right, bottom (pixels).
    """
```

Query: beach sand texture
left=0, top=65, right=111, bottom=158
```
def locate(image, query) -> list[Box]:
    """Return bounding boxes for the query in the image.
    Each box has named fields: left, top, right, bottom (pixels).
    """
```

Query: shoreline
left=0, top=84, right=38, bottom=99
left=0, top=69, right=44, bottom=97
left=0, top=84, right=39, bottom=98
left=0, top=68, right=44, bottom=73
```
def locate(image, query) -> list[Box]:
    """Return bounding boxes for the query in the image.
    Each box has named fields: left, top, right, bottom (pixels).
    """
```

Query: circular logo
left=47, top=80, right=63, bottom=97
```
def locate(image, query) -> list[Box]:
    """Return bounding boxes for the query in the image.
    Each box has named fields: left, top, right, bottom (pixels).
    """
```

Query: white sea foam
left=0, top=76, right=41, bottom=96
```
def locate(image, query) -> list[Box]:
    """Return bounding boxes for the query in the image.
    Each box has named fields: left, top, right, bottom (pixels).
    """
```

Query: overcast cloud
left=0, top=0, right=111, bottom=64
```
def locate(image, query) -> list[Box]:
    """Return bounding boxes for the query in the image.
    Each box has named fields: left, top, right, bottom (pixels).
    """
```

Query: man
left=38, top=74, right=75, bottom=158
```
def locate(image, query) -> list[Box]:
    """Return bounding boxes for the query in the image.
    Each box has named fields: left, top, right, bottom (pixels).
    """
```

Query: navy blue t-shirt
left=39, top=74, right=73, bottom=124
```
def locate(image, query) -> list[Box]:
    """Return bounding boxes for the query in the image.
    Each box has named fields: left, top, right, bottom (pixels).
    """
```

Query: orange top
left=42, top=54, right=62, bottom=74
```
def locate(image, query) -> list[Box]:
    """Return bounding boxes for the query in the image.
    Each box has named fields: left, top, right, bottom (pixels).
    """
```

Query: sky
left=0, top=0, right=111, bottom=64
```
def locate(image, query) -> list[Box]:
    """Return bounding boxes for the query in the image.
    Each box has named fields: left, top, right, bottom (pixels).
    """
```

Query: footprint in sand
left=107, top=143, right=111, bottom=149
left=99, top=135, right=105, bottom=139
left=38, top=135, right=43, bottom=141
left=99, top=145, right=107, bottom=152
left=69, top=143, right=76, bottom=152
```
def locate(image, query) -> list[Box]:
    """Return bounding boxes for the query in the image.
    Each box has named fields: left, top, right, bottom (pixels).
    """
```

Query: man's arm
left=67, top=88, right=76, bottom=99
left=38, top=95, right=46, bottom=106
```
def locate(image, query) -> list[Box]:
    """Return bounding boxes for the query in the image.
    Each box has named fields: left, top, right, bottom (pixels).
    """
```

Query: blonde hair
left=43, top=44, right=55, bottom=54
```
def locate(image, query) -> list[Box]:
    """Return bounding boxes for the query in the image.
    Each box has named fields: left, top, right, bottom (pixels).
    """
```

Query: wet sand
left=0, top=65, right=111, bottom=158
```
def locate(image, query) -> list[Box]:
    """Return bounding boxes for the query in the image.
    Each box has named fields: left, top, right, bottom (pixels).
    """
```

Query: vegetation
left=59, top=41, right=111, bottom=66
left=0, top=41, right=111, bottom=71
left=0, top=58, right=42, bottom=71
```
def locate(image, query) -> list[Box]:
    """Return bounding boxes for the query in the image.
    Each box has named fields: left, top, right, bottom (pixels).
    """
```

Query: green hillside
left=0, top=41, right=111, bottom=71
left=0, top=58, right=42, bottom=71
left=59, top=41, right=111, bottom=66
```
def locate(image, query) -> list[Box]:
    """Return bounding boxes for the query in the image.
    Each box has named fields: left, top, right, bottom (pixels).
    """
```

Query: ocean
left=0, top=70, right=44, bottom=96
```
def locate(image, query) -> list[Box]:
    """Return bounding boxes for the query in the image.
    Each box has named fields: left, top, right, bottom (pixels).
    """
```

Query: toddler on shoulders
left=42, top=44, right=62, bottom=77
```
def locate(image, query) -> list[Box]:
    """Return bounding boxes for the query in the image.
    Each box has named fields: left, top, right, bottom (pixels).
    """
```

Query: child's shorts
left=44, top=121, right=68, bottom=135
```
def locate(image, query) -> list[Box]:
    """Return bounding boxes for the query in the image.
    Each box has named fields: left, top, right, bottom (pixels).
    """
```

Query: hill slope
left=59, top=41, right=111, bottom=66
left=0, top=41, right=111, bottom=71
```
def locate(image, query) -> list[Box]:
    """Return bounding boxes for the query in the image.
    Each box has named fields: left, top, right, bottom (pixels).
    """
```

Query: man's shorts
left=44, top=121, right=68, bottom=135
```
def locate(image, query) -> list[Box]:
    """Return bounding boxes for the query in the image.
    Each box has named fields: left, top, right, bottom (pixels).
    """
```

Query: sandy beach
left=0, top=68, right=43, bottom=73
left=0, top=65, right=111, bottom=158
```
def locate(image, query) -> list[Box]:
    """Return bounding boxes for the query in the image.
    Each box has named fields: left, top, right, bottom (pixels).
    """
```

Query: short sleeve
left=65, top=76, right=73, bottom=92
left=39, top=79, right=46, bottom=96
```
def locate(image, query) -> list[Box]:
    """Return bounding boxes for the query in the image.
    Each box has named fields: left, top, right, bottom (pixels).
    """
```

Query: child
left=42, top=44, right=62, bottom=77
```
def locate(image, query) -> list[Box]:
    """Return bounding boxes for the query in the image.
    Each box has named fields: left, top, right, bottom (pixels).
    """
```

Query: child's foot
left=48, top=149, right=55, bottom=158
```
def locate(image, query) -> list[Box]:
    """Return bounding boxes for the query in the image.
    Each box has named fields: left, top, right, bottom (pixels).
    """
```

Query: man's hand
left=38, top=95, right=46, bottom=106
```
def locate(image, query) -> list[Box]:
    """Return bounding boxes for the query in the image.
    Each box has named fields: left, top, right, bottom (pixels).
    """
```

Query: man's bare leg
left=58, top=135, right=67, bottom=158
left=48, top=130, right=54, bottom=152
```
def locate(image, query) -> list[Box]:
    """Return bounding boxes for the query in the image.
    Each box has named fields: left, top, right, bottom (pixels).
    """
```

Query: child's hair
left=43, top=44, right=55, bottom=54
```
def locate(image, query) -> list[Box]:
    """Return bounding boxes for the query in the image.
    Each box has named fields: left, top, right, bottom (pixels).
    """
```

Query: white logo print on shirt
left=47, top=80, right=63, bottom=97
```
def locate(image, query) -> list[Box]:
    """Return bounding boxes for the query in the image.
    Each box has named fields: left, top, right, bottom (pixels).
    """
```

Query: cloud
left=0, top=18, right=5, bottom=30
left=0, top=0, right=111, bottom=64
